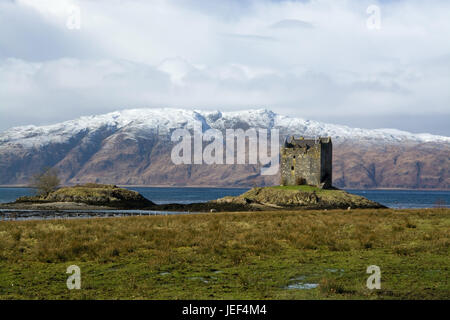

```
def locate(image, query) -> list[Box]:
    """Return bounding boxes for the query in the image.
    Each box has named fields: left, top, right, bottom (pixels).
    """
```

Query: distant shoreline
left=0, top=185, right=449, bottom=191
left=344, top=187, right=450, bottom=192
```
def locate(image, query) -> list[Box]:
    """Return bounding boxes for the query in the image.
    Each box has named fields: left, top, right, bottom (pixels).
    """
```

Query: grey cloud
left=0, top=0, right=449, bottom=136
left=350, top=80, right=410, bottom=94
left=270, top=19, right=314, bottom=29
left=0, top=2, right=104, bottom=61
left=220, top=33, right=277, bottom=42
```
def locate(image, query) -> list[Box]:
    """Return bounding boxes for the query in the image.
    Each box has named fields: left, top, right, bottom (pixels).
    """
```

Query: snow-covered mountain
left=1, top=108, right=449, bottom=150
left=0, top=108, right=448, bottom=188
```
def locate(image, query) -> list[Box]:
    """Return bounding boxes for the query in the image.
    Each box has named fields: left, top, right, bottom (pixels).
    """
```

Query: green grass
left=269, top=185, right=323, bottom=192
left=0, top=208, right=449, bottom=299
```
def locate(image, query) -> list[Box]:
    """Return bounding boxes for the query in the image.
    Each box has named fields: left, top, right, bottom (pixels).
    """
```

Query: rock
left=212, top=186, right=385, bottom=210
left=15, top=183, right=154, bottom=209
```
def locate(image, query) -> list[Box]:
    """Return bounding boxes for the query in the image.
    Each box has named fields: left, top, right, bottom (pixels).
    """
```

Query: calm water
left=0, top=188, right=33, bottom=204
left=131, top=187, right=249, bottom=204
left=346, top=189, right=449, bottom=209
left=0, top=187, right=448, bottom=209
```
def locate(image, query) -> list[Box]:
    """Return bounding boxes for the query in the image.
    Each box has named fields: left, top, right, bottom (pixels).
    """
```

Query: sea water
left=0, top=187, right=448, bottom=209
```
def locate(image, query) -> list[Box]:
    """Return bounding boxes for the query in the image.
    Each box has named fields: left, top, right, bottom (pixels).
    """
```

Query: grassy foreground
left=0, top=208, right=449, bottom=299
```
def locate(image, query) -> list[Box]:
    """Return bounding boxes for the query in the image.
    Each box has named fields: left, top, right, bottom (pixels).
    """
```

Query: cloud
left=220, top=33, right=277, bottom=42
left=0, top=0, right=449, bottom=135
left=270, top=19, right=314, bottom=29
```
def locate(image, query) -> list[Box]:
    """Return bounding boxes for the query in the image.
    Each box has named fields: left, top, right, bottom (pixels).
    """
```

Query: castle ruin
left=280, top=136, right=332, bottom=188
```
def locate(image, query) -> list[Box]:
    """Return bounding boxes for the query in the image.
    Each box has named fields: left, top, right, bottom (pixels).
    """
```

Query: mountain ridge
left=0, top=108, right=448, bottom=189
left=1, top=108, right=449, bottom=149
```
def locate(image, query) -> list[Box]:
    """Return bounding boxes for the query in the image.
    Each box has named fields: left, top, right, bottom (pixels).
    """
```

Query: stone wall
left=280, top=144, right=321, bottom=186
left=280, top=138, right=332, bottom=187
left=320, top=140, right=332, bottom=188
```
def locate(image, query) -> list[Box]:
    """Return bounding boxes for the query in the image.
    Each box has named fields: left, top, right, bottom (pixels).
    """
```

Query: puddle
left=326, top=268, right=344, bottom=273
left=289, top=276, right=306, bottom=281
left=0, top=209, right=194, bottom=221
left=285, top=275, right=318, bottom=290
left=286, top=283, right=319, bottom=290
left=189, top=277, right=209, bottom=283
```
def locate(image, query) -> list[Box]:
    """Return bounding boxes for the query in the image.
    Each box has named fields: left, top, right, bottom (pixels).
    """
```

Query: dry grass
left=0, top=208, right=449, bottom=299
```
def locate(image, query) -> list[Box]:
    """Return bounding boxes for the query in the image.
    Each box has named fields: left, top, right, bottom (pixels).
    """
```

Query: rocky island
left=210, top=186, right=385, bottom=210
left=154, top=186, right=385, bottom=212
left=2, top=183, right=154, bottom=210
left=0, top=183, right=384, bottom=212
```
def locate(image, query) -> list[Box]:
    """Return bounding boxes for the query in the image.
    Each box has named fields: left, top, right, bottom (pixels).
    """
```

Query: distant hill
left=0, top=108, right=448, bottom=189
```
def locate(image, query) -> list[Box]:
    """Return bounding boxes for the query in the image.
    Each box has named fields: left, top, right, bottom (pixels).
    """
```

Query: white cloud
left=0, top=0, right=449, bottom=135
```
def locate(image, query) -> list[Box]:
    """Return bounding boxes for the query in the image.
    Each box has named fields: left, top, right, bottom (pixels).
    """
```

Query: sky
left=0, top=0, right=449, bottom=135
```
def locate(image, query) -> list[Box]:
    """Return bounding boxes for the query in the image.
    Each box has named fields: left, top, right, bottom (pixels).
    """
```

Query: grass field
left=0, top=208, right=449, bottom=299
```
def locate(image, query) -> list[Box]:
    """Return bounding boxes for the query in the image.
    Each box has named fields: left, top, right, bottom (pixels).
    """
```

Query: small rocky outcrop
left=15, top=183, right=154, bottom=208
left=212, top=186, right=385, bottom=210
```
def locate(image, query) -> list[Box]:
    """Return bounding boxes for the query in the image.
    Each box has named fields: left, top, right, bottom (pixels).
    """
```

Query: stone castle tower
left=280, top=136, right=332, bottom=188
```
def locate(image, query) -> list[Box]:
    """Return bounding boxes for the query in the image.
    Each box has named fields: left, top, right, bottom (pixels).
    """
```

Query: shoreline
left=1, top=207, right=448, bottom=222
left=0, top=185, right=449, bottom=191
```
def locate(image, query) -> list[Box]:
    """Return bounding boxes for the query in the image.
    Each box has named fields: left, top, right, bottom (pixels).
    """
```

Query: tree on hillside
left=30, top=167, right=60, bottom=196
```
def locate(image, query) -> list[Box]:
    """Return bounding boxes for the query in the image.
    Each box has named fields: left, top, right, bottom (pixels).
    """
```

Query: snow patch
left=0, top=108, right=449, bottom=150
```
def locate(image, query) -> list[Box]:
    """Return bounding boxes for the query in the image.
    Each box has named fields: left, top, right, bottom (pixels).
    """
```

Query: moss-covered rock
left=16, top=183, right=154, bottom=208
left=212, top=185, right=385, bottom=209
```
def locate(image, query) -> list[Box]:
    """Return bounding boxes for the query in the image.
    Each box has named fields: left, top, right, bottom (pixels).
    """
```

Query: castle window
left=293, top=155, right=296, bottom=159
left=291, top=166, right=294, bottom=170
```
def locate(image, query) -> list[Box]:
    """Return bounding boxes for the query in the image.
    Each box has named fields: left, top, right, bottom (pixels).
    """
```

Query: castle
left=280, top=136, right=332, bottom=188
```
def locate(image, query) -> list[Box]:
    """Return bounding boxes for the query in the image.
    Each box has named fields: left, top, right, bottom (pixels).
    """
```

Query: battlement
left=284, top=136, right=331, bottom=148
